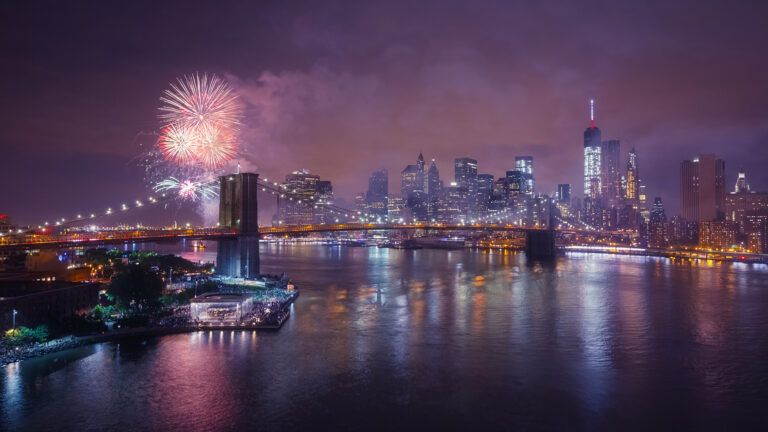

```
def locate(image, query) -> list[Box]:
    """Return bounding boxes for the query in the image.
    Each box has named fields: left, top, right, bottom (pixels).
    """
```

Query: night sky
left=2, top=0, right=768, bottom=225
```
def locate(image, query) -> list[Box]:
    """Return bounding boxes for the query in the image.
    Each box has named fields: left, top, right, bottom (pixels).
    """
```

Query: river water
left=3, top=243, right=768, bottom=430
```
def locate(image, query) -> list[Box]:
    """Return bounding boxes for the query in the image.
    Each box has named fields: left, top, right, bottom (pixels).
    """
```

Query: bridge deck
left=0, top=223, right=609, bottom=251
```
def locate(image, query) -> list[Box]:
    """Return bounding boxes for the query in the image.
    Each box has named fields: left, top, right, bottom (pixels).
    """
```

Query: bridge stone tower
left=217, top=173, right=260, bottom=278
left=219, top=172, right=259, bottom=234
left=525, top=198, right=557, bottom=260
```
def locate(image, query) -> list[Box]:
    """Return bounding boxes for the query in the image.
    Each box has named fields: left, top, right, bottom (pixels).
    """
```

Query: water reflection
left=216, top=235, right=260, bottom=278
left=3, top=246, right=768, bottom=430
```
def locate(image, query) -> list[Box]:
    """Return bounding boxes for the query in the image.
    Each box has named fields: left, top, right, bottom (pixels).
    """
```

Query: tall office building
left=625, top=147, right=639, bottom=201
left=401, top=153, right=429, bottom=221
left=733, top=170, right=750, bottom=193
left=387, top=195, right=405, bottom=222
left=557, top=184, right=571, bottom=204
left=454, top=157, right=478, bottom=191
left=600, top=140, right=621, bottom=207
left=278, top=169, right=334, bottom=225
left=426, top=159, right=441, bottom=218
left=401, top=164, right=422, bottom=197
left=455, top=157, right=478, bottom=215
left=426, top=160, right=441, bottom=198
left=315, top=180, right=333, bottom=224
left=583, top=99, right=602, bottom=199
left=417, top=152, right=426, bottom=173
left=366, top=169, right=388, bottom=218
left=438, top=182, right=463, bottom=223
left=219, top=172, right=259, bottom=234
left=648, top=197, right=668, bottom=248
left=477, top=174, right=495, bottom=213
left=515, top=156, right=534, bottom=195
left=505, top=170, right=524, bottom=198
left=724, top=170, right=768, bottom=233
left=681, top=154, right=726, bottom=221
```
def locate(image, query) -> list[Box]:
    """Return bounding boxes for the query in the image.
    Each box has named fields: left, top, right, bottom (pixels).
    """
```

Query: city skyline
left=4, top=3, right=768, bottom=429
left=3, top=1, right=768, bottom=224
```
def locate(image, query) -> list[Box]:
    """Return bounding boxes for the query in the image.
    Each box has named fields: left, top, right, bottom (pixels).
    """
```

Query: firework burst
left=196, top=125, right=237, bottom=169
left=156, top=73, right=242, bottom=168
left=144, top=73, right=243, bottom=203
left=158, top=124, right=199, bottom=164
left=159, top=73, right=242, bottom=130
left=153, top=177, right=219, bottom=202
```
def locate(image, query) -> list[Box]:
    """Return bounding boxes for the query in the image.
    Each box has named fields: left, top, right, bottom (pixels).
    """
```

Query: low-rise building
left=0, top=280, right=101, bottom=330
left=699, top=220, right=739, bottom=251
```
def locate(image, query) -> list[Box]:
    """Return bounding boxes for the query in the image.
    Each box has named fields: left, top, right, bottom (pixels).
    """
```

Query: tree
left=108, top=264, right=164, bottom=312
left=3, top=325, right=48, bottom=346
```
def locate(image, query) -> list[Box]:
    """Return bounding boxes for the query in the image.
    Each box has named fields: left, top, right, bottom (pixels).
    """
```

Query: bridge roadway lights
left=525, top=230, right=556, bottom=260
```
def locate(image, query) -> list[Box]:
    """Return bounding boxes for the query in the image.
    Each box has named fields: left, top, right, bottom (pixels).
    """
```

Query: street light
left=12, top=308, right=18, bottom=329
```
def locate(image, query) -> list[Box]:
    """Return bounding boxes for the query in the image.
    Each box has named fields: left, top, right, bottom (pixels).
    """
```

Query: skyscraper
left=505, top=170, right=524, bottom=198
left=366, top=169, right=388, bottom=218
left=426, top=159, right=441, bottom=218
left=515, top=156, right=534, bottom=195
left=401, top=153, right=429, bottom=221
left=583, top=99, right=602, bottom=199
left=681, top=154, right=726, bottom=221
left=278, top=169, right=334, bottom=225
left=476, top=174, right=495, bottom=213
left=724, top=170, right=768, bottom=233
left=600, top=140, right=621, bottom=207
left=625, top=147, right=639, bottom=201
left=649, top=197, right=668, bottom=248
left=557, top=184, right=571, bottom=204
left=455, top=157, right=478, bottom=215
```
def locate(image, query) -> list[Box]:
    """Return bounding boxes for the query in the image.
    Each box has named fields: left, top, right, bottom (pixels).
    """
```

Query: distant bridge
left=0, top=223, right=618, bottom=251
left=3, top=172, right=611, bottom=261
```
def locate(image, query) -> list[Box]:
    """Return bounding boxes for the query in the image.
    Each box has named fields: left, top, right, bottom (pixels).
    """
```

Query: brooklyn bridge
left=0, top=172, right=612, bottom=263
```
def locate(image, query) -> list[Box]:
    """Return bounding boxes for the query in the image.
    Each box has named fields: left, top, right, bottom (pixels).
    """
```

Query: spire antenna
left=589, top=98, right=595, bottom=128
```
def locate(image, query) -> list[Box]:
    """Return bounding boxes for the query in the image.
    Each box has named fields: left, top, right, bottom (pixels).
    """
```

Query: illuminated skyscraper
left=515, top=156, right=534, bottom=195
left=600, top=140, right=621, bottom=207
left=455, top=157, right=478, bottom=215
left=477, top=174, right=495, bottom=213
left=649, top=197, right=668, bottom=248
left=583, top=99, right=602, bottom=199
left=724, top=170, right=768, bottom=233
left=277, top=169, right=334, bottom=225
left=557, top=184, right=571, bottom=204
left=426, top=159, right=441, bottom=218
left=625, top=147, right=639, bottom=201
left=401, top=153, right=428, bottom=221
left=680, top=154, right=726, bottom=221
left=366, top=169, right=388, bottom=218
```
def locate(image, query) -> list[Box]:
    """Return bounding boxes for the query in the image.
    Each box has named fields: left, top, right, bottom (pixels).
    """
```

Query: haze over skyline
left=2, top=0, right=768, bottom=224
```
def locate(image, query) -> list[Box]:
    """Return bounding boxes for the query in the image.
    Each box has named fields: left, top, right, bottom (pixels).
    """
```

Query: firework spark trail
left=144, top=73, right=243, bottom=203
left=152, top=177, right=219, bottom=202
left=156, top=73, right=242, bottom=168
left=159, top=73, right=242, bottom=131
left=196, top=125, right=237, bottom=169
left=158, top=124, right=199, bottom=164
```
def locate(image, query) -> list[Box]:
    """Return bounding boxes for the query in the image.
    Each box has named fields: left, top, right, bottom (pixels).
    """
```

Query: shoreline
left=2, top=301, right=294, bottom=366
left=470, top=245, right=767, bottom=264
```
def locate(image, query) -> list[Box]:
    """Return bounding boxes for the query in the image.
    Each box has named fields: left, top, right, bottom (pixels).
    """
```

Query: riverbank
left=2, top=292, right=297, bottom=366
left=1, top=315, right=290, bottom=366
left=471, top=244, right=767, bottom=264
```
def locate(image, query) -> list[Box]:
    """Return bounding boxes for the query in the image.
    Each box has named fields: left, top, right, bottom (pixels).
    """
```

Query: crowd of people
left=0, top=336, right=80, bottom=365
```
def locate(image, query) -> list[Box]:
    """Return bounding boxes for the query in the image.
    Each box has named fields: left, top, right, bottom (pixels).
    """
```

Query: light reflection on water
left=2, top=244, right=768, bottom=430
